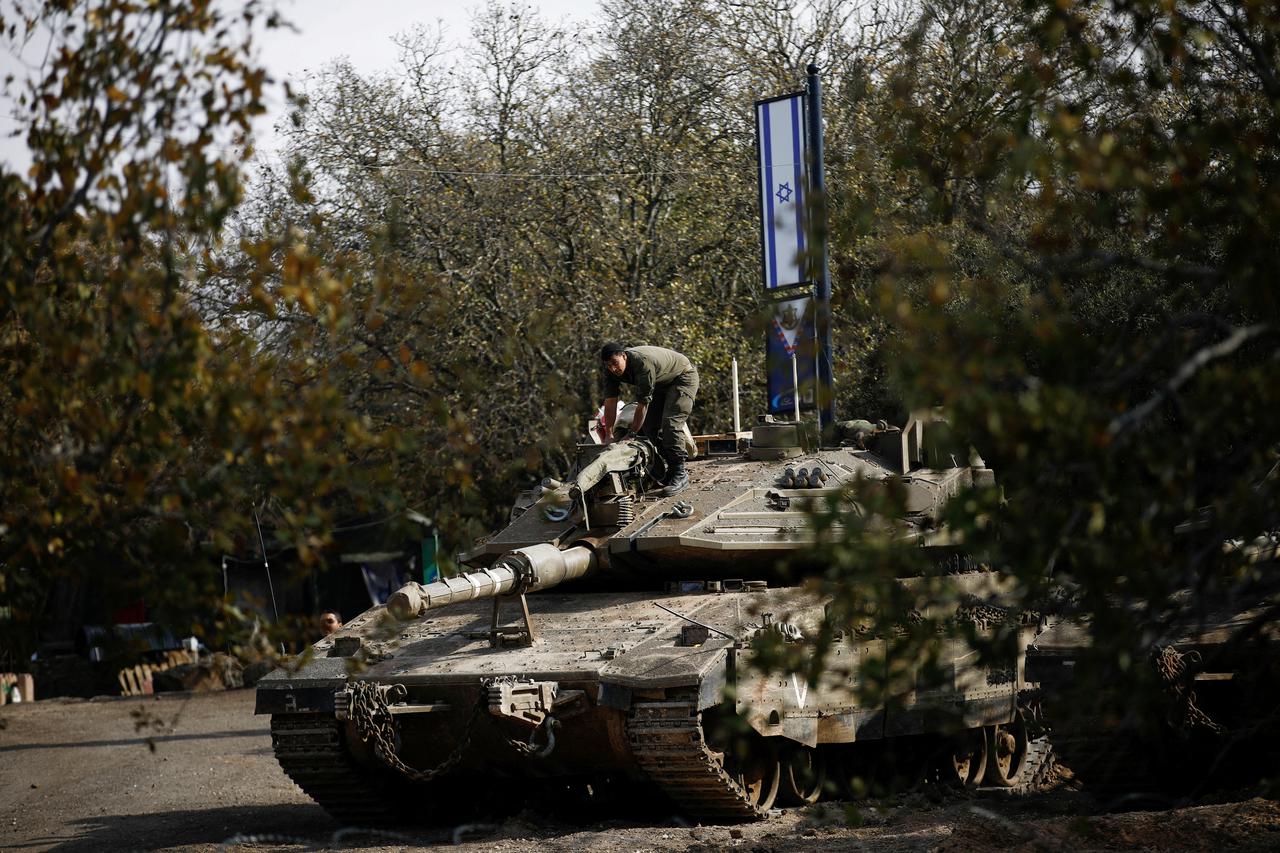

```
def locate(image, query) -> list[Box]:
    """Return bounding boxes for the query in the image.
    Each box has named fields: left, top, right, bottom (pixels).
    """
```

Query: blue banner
left=766, top=292, right=817, bottom=414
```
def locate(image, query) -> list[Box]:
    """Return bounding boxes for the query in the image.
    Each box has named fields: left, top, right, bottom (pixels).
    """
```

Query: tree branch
left=1108, top=324, right=1272, bottom=439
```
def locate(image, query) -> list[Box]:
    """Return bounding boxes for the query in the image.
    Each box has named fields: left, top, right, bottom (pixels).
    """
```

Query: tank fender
left=598, top=681, right=632, bottom=710
left=699, top=661, right=730, bottom=711
left=254, top=682, right=342, bottom=715
left=253, top=657, right=350, bottom=715
left=595, top=641, right=732, bottom=713
left=598, top=644, right=733, bottom=709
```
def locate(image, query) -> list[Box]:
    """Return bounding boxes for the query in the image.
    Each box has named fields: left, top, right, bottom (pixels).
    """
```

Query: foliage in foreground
left=792, top=0, right=1280, bottom=738
left=0, top=1, right=407, bottom=660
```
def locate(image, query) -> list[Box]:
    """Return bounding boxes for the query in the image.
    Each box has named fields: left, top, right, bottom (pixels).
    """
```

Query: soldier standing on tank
left=598, top=342, right=699, bottom=497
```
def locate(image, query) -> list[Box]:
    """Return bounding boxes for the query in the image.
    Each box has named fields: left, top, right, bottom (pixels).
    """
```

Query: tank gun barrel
left=387, top=543, right=597, bottom=621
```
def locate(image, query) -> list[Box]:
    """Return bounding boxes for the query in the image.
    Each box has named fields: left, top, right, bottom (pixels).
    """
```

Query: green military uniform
left=603, top=345, right=699, bottom=465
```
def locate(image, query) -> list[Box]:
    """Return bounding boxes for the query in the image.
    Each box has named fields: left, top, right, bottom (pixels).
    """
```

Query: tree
left=0, top=0, right=398, bottom=661
left=798, top=0, right=1279, bottom=768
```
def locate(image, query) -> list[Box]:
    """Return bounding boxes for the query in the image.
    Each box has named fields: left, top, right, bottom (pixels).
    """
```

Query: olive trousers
left=641, top=369, right=699, bottom=464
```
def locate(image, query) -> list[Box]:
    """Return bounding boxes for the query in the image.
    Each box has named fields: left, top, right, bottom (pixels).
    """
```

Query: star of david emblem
left=775, top=182, right=793, bottom=203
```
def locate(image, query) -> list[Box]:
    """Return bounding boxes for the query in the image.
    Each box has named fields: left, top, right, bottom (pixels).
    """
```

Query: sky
left=0, top=0, right=602, bottom=173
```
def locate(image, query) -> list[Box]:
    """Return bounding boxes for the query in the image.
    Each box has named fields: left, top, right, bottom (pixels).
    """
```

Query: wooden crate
left=0, top=672, right=35, bottom=703
left=693, top=431, right=751, bottom=457
left=116, top=650, right=197, bottom=696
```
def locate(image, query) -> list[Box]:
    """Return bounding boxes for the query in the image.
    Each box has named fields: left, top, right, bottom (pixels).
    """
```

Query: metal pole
left=731, top=358, right=741, bottom=433
left=791, top=352, right=801, bottom=422
left=253, top=506, right=285, bottom=656
left=806, top=64, right=835, bottom=438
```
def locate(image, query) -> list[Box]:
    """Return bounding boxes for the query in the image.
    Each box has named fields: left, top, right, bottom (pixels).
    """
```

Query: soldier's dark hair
left=599, top=342, right=626, bottom=361
left=322, top=609, right=342, bottom=622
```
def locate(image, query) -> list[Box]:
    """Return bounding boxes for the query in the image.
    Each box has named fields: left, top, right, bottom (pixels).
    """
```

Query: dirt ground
left=2, top=689, right=1277, bottom=853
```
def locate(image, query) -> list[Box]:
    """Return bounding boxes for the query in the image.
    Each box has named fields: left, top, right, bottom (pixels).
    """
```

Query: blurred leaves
left=807, top=0, right=1280, bottom=725
left=1, top=1, right=401, bottom=659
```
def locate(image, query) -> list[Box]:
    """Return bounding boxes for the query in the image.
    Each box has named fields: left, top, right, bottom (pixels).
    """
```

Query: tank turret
left=459, top=411, right=991, bottom=582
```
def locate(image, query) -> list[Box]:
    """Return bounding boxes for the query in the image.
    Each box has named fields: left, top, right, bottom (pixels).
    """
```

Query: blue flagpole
left=806, top=64, right=836, bottom=438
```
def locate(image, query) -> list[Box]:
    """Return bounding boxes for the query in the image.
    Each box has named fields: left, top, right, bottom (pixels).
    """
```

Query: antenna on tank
left=791, top=353, right=801, bottom=422
left=806, top=63, right=835, bottom=437
left=253, top=504, right=285, bottom=656
left=732, top=357, right=741, bottom=433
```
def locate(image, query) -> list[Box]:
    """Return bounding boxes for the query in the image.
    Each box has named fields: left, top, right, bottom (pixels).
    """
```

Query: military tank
left=1025, top=531, right=1280, bottom=798
left=256, top=412, right=1046, bottom=824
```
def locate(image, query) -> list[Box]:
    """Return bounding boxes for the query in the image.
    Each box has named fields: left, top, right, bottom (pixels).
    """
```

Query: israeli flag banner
left=756, top=93, right=809, bottom=290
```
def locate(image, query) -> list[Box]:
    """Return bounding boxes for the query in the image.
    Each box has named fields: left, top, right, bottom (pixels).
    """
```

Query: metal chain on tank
left=348, top=680, right=484, bottom=781
left=955, top=601, right=1011, bottom=630
left=1153, top=646, right=1226, bottom=734
left=503, top=714, right=560, bottom=759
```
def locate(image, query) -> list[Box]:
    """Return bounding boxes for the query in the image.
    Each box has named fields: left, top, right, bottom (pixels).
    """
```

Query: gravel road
left=2, top=689, right=1277, bottom=852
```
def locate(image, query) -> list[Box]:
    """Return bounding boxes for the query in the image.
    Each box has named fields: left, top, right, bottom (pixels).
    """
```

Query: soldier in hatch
left=319, top=610, right=343, bottom=636
left=598, top=342, right=699, bottom=497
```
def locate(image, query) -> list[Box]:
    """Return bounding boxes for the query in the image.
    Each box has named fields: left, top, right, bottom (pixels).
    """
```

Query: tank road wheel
left=833, top=745, right=876, bottom=799
left=934, top=728, right=988, bottom=788
left=704, top=724, right=780, bottom=810
left=983, top=711, right=1029, bottom=787
left=778, top=744, right=825, bottom=806
left=734, top=739, right=781, bottom=810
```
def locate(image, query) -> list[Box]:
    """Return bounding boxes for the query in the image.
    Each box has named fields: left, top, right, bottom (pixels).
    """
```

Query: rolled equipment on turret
left=571, top=438, right=653, bottom=496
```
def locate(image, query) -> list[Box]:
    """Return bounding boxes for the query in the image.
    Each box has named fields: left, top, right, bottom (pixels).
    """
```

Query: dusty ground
left=2, top=689, right=1277, bottom=852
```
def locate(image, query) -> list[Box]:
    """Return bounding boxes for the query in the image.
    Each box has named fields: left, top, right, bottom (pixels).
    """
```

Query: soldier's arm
left=601, top=396, right=620, bottom=442
left=628, top=402, right=648, bottom=434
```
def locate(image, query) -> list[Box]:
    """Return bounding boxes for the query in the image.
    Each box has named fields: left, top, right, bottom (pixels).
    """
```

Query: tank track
left=270, top=713, right=414, bottom=825
left=627, top=699, right=1055, bottom=819
left=979, top=735, right=1055, bottom=796
left=627, top=698, right=768, bottom=822
left=1015, top=735, right=1055, bottom=791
